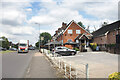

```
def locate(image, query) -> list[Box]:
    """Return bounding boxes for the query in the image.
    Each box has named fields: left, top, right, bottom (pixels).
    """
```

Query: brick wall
left=93, top=30, right=117, bottom=45
left=107, top=30, right=117, bottom=44
left=93, top=36, right=107, bottom=45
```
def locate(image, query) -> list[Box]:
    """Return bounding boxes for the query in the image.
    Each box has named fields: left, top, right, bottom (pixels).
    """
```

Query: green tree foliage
left=78, top=21, right=85, bottom=29
left=13, top=43, right=18, bottom=49
left=35, top=42, right=39, bottom=48
left=1, top=36, right=9, bottom=49
left=35, top=32, right=51, bottom=47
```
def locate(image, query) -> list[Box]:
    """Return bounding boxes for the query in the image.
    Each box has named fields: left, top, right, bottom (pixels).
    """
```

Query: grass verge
left=0, top=50, right=17, bottom=54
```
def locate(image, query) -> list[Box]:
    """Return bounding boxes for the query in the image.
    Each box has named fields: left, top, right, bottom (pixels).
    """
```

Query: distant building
left=92, top=20, right=120, bottom=53
left=51, top=20, right=92, bottom=49
left=92, top=20, right=120, bottom=45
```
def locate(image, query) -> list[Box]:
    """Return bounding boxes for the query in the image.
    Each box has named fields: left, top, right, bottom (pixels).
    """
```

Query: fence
left=41, top=49, right=89, bottom=79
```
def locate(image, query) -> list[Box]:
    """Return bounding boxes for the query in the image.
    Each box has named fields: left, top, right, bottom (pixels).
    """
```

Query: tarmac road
left=2, top=50, right=38, bottom=78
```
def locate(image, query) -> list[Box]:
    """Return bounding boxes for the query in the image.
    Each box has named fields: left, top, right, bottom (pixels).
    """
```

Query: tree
left=1, top=36, right=9, bottom=49
left=35, top=32, right=51, bottom=47
left=35, top=42, right=39, bottom=48
left=78, top=21, right=85, bottom=29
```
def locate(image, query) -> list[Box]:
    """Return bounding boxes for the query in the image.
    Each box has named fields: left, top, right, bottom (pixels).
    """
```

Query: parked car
left=53, top=46, right=76, bottom=56
left=1, top=48, right=7, bottom=51
left=0, top=47, right=2, bottom=51
left=29, top=47, right=35, bottom=50
left=9, top=48, right=17, bottom=51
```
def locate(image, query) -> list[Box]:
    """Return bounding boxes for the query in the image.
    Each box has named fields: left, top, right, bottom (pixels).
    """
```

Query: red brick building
left=92, top=20, right=120, bottom=45
left=92, top=20, right=120, bottom=53
left=52, top=20, right=92, bottom=49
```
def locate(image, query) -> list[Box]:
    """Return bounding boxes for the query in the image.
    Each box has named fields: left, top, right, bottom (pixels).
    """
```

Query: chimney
left=62, top=22, right=67, bottom=30
left=55, top=30, right=58, bottom=35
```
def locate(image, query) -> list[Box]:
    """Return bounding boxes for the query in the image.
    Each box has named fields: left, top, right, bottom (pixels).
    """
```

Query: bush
left=90, top=43, right=97, bottom=51
left=108, top=72, right=120, bottom=80
left=107, top=44, right=116, bottom=47
left=74, top=48, right=79, bottom=51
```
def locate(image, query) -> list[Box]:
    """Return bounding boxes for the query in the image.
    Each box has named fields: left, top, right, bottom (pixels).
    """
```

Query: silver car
left=53, top=46, right=76, bottom=56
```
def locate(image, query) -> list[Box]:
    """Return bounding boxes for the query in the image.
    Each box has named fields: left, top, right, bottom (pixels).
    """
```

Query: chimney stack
left=62, top=22, right=67, bottom=30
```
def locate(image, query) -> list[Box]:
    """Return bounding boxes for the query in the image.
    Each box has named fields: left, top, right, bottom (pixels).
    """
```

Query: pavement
left=60, top=51, right=119, bottom=78
left=24, top=52, right=57, bottom=78
left=2, top=50, right=37, bottom=78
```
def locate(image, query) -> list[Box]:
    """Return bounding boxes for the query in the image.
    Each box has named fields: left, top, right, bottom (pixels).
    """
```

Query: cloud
left=0, top=0, right=119, bottom=46
left=1, top=2, right=31, bottom=26
left=25, top=8, right=32, bottom=12
left=28, top=0, right=118, bottom=32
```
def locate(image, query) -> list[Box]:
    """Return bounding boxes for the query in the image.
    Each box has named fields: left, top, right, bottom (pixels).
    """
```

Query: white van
left=18, top=40, right=29, bottom=53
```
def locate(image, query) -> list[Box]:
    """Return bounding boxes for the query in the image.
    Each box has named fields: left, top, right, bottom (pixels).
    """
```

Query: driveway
left=60, top=52, right=119, bottom=78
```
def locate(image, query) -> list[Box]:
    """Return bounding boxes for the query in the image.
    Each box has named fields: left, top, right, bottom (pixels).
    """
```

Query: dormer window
left=68, top=30, right=72, bottom=34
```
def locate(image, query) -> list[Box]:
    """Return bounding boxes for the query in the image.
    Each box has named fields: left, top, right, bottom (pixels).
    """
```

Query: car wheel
left=71, top=52, right=75, bottom=55
left=73, top=53, right=76, bottom=55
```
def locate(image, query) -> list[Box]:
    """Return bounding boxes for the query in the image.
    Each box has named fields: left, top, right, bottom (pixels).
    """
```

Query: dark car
left=0, top=47, right=2, bottom=51
left=9, top=48, right=17, bottom=51
left=53, top=46, right=76, bottom=56
left=29, top=47, right=35, bottom=50
left=1, top=48, right=7, bottom=51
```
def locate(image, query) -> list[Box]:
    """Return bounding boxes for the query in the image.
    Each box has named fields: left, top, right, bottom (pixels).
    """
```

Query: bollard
left=86, top=64, right=89, bottom=80
left=76, top=68, right=77, bottom=79
left=61, top=60, right=63, bottom=69
left=64, top=64, right=66, bottom=76
left=69, top=64, right=71, bottom=79
left=59, top=60, right=60, bottom=68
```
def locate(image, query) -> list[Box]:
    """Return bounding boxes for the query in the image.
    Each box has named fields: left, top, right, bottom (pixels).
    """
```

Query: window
left=20, top=44, right=27, bottom=47
left=70, top=34, right=72, bottom=36
left=76, top=30, right=81, bottom=34
left=76, top=40, right=79, bottom=43
left=68, top=30, right=72, bottom=34
left=68, top=39, right=72, bottom=42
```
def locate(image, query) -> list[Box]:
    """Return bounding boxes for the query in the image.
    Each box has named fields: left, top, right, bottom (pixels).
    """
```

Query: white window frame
left=76, top=30, right=81, bottom=34
left=68, top=30, right=72, bottom=34
left=76, top=40, right=79, bottom=43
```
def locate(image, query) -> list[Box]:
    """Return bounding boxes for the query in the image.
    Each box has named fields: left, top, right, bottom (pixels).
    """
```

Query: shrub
left=74, top=48, right=79, bottom=51
left=108, top=72, right=120, bottom=80
left=107, top=44, right=116, bottom=47
left=90, top=43, right=97, bottom=51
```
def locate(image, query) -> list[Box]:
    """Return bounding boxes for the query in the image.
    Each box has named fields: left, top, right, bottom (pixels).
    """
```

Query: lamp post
left=62, top=33, right=63, bottom=46
left=35, top=23, right=41, bottom=52
left=53, top=37, right=55, bottom=50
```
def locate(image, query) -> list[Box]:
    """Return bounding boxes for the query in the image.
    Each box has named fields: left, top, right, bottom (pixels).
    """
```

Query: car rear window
left=57, top=48, right=62, bottom=49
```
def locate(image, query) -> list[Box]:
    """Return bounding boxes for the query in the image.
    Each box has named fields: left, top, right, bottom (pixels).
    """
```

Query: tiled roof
left=92, top=20, right=120, bottom=37
left=75, top=34, right=89, bottom=40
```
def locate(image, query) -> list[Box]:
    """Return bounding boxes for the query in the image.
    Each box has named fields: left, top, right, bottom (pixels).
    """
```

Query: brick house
left=52, top=20, right=92, bottom=49
left=92, top=20, right=120, bottom=53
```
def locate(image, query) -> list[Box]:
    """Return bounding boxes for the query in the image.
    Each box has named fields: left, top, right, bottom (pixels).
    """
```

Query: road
left=2, top=50, right=38, bottom=78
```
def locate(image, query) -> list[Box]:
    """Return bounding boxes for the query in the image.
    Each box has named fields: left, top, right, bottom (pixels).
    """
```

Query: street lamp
left=35, top=23, right=41, bottom=52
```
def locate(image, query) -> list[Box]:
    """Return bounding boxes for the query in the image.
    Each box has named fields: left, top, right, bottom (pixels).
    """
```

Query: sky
left=0, top=0, right=119, bottom=46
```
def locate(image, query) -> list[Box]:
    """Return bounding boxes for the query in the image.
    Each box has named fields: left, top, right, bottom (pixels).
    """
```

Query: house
left=92, top=20, right=120, bottom=53
left=51, top=20, right=92, bottom=49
